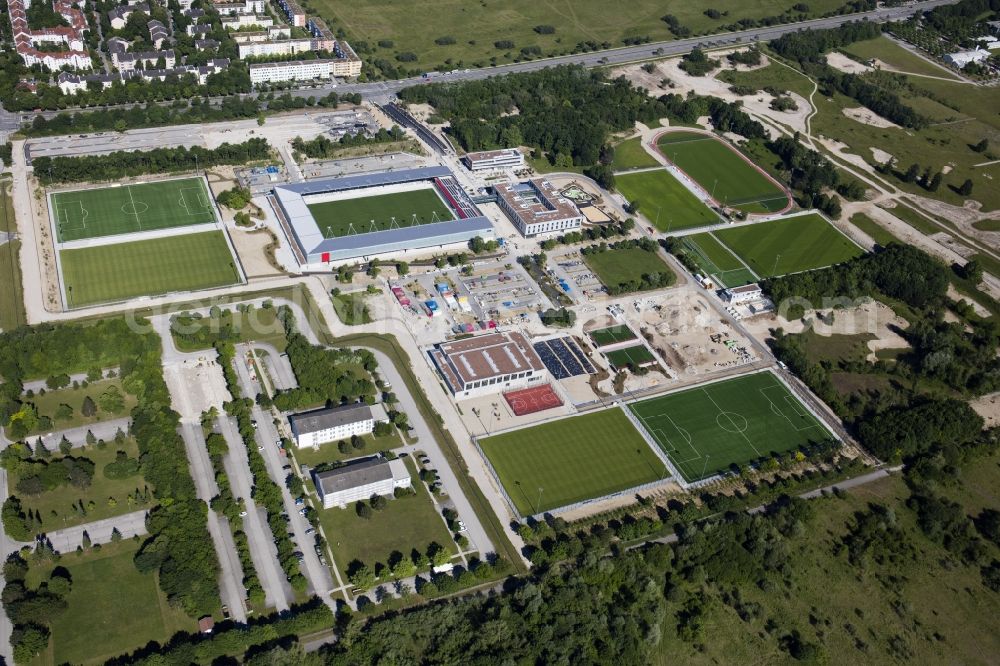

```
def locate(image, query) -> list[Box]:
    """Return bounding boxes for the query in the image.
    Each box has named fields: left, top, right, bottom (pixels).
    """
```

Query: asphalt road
left=251, top=342, right=297, bottom=391
left=43, top=509, right=148, bottom=552
left=8, top=0, right=957, bottom=126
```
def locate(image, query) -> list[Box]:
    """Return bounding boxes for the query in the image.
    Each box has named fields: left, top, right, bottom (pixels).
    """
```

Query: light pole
left=537, top=487, right=544, bottom=513
left=700, top=454, right=710, bottom=481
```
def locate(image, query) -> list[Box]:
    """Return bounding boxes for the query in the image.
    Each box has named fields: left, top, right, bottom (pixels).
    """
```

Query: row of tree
left=290, top=125, right=407, bottom=159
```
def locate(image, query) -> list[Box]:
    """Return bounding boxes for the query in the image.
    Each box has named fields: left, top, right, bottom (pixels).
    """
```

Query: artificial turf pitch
left=712, top=213, right=864, bottom=278
left=60, top=231, right=240, bottom=306
left=51, top=177, right=215, bottom=243
left=614, top=169, right=718, bottom=231
left=682, top=232, right=759, bottom=288
left=606, top=345, right=656, bottom=369
left=628, top=372, right=835, bottom=483
left=478, top=409, right=667, bottom=516
left=307, top=188, right=454, bottom=238
left=657, top=131, right=789, bottom=214
left=590, top=325, right=637, bottom=347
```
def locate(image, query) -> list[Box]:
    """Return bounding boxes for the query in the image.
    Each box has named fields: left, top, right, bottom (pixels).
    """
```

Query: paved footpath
left=44, top=509, right=148, bottom=553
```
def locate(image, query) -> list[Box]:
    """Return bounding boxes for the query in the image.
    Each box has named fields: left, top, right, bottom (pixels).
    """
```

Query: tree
left=81, top=530, right=91, bottom=549
left=972, top=138, right=989, bottom=153
left=348, top=563, right=375, bottom=589
left=903, top=163, right=920, bottom=183
left=370, top=493, right=388, bottom=511
left=54, top=403, right=73, bottom=422
left=396, top=261, right=409, bottom=276
left=356, top=502, right=372, bottom=520
left=97, top=386, right=125, bottom=413
left=958, top=179, right=974, bottom=196
left=34, top=441, right=49, bottom=459
left=929, top=172, right=942, bottom=192
left=81, top=395, right=97, bottom=417
left=58, top=437, right=72, bottom=455
left=110, top=527, right=122, bottom=542
left=12, top=624, right=50, bottom=663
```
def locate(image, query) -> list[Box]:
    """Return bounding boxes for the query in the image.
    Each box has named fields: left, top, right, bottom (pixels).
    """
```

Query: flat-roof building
left=723, top=283, right=763, bottom=304
left=463, top=148, right=524, bottom=172
left=313, top=456, right=412, bottom=508
left=250, top=58, right=335, bottom=83
left=429, top=331, right=547, bottom=400
left=943, top=49, right=991, bottom=68
left=495, top=179, right=584, bottom=237
left=288, top=402, right=388, bottom=448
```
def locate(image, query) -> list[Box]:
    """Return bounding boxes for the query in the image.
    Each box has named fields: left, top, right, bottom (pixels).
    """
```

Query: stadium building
left=269, top=166, right=495, bottom=268
left=429, top=331, right=547, bottom=400
left=495, top=179, right=584, bottom=237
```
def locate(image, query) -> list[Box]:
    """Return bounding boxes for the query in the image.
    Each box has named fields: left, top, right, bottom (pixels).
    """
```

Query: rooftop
left=313, top=456, right=409, bottom=496
left=495, top=179, right=582, bottom=225
left=289, top=402, right=373, bottom=435
left=433, top=331, right=545, bottom=390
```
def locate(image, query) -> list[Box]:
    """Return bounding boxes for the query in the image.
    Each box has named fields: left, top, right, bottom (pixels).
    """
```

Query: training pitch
left=51, top=177, right=216, bottom=243
left=657, top=131, right=790, bottom=214
left=606, top=345, right=656, bottom=369
left=628, top=372, right=835, bottom=483
left=478, top=409, right=667, bottom=516
left=307, top=188, right=454, bottom=238
left=713, top=213, right=864, bottom=278
left=60, top=231, right=240, bottom=306
left=682, top=232, right=758, bottom=288
left=614, top=169, right=718, bottom=231
left=590, top=325, right=637, bottom=347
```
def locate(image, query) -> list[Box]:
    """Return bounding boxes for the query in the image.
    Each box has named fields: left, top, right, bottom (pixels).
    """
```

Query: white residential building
left=237, top=37, right=312, bottom=59
left=220, top=13, right=272, bottom=30
left=722, top=283, right=763, bottom=304
left=288, top=402, right=388, bottom=448
left=249, top=58, right=335, bottom=83
left=312, top=456, right=412, bottom=509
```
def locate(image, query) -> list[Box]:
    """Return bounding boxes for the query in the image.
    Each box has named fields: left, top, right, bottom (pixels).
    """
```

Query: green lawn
left=716, top=61, right=815, bottom=99
left=0, top=182, right=25, bottom=330
left=50, top=177, right=215, bottom=242
left=24, top=378, right=136, bottom=435
left=478, top=408, right=667, bottom=516
left=605, top=344, right=656, bottom=369
left=332, top=291, right=373, bottom=325
left=611, top=137, right=660, bottom=170
left=849, top=212, right=899, bottom=247
left=313, top=0, right=849, bottom=72
left=972, top=219, right=1000, bottom=232
left=629, top=371, right=835, bottom=482
left=11, top=438, right=154, bottom=535
left=589, top=324, right=637, bottom=347
left=656, top=131, right=790, bottom=213
left=679, top=233, right=758, bottom=288
left=292, top=430, right=403, bottom=468
left=712, top=213, right=864, bottom=278
left=26, top=541, right=195, bottom=666
left=614, top=169, right=718, bottom=231
left=60, top=231, right=241, bottom=306
left=171, top=304, right=289, bottom=353
left=308, top=189, right=453, bottom=238
left=315, top=458, right=456, bottom=579
left=840, top=36, right=961, bottom=80
left=584, top=246, right=674, bottom=292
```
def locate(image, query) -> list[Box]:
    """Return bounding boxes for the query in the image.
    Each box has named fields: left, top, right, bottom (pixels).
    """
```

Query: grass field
left=584, top=246, right=674, bottom=292
left=712, top=213, right=864, bottom=278
left=315, top=457, right=456, bottom=579
left=606, top=344, right=656, bottom=369
left=313, top=0, right=848, bottom=72
left=331, top=291, right=373, bottom=325
left=26, top=541, right=195, bottom=665
left=307, top=189, right=454, bottom=238
left=60, top=231, right=240, bottom=306
left=841, top=36, right=961, bottom=80
left=479, top=408, right=667, bottom=516
left=716, top=61, right=815, bottom=99
left=614, top=169, right=718, bottom=231
left=50, top=177, right=215, bottom=243
left=849, top=212, right=899, bottom=247
left=12, top=439, right=152, bottom=535
left=656, top=131, right=790, bottom=213
left=24, top=378, right=136, bottom=436
left=589, top=324, right=637, bottom=347
left=682, top=233, right=758, bottom=288
left=0, top=181, right=25, bottom=330
left=611, top=137, right=660, bottom=170
left=292, top=430, right=402, bottom=468
left=629, top=372, right=834, bottom=482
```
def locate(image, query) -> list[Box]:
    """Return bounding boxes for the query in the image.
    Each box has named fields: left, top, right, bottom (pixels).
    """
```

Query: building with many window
left=237, top=37, right=312, bottom=59
left=494, top=179, right=584, bottom=237
left=312, top=456, right=412, bottom=509
left=288, top=402, right=388, bottom=449
left=463, top=148, right=525, bottom=172
left=249, top=58, right=337, bottom=83
left=429, top=331, right=547, bottom=400
left=722, top=283, right=763, bottom=304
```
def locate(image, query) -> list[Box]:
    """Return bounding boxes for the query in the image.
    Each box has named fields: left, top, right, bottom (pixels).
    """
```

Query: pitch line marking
left=701, top=388, right=761, bottom=457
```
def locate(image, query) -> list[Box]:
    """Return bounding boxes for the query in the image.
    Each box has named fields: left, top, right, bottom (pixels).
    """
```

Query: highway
left=5, top=0, right=958, bottom=127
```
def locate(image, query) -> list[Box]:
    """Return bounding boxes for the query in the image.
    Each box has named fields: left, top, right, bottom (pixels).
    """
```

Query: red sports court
left=504, top=384, right=563, bottom=416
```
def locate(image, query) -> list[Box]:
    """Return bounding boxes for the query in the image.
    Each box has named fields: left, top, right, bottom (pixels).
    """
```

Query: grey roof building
left=312, top=456, right=411, bottom=508
left=288, top=402, right=388, bottom=447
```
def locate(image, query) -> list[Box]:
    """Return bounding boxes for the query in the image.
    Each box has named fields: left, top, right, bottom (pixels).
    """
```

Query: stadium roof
left=278, top=166, right=453, bottom=195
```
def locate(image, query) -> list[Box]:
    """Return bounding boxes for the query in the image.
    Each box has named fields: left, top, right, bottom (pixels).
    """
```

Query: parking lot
left=551, top=252, right=604, bottom=300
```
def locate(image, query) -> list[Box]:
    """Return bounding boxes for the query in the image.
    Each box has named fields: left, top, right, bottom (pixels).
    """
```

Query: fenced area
left=50, top=177, right=216, bottom=243
left=503, top=384, right=564, bottom=416
left=627, top=371, right=836, bottom=483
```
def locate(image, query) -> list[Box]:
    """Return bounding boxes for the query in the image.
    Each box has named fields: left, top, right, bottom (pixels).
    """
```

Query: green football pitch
left=606, top=345, right=656, bottom=369
left=307, top=188, right=454, bottom=238
left=682, top=232, right=758, bottom=288
left=478, top=409, right=667, bottom=516
left=657, top=131, right=790, bottom=214
left=60, top=231, right=240, bottom=306
left=712, top=213, right=864, bottom=278
left=628, top=372, right=835, bottom=483
left=51, top=178, right=216, bottom=243
left=589, top=325, right=637, bottom=347
left=614, top=169, right=718, bottom=231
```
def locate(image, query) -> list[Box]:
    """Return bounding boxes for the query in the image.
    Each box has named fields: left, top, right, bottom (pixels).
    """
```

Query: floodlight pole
left=701, top=454, right=710, bottom=481
left=537, top=487, right=544, bottom=513
left=772, top=253, right=781, bottom=276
